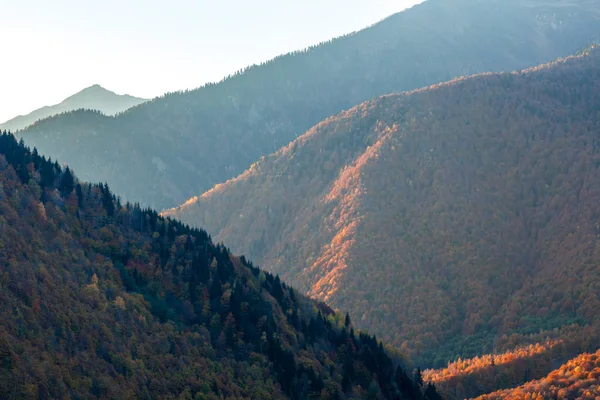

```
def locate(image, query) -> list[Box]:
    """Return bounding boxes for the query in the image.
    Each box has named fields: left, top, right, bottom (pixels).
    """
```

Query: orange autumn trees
left=424, top=341, right=560, bottom=399
left=477, top=349, right=600, bottom=400
left=0, top=132, right=439, bottom=399
left=423, top=323, right=600, bottom=399
left=168, top=46, right=600, bottom=370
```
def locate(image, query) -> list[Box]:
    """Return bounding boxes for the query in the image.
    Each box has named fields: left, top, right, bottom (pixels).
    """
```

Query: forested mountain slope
left=0, top=85, right=146, bottom=132
left=20, top=0, right=600, bottom=209
left=424, top=325, right=600, bottom=399
left=0, top=132, right=439, bottom=399
left=476, top=349, right=600, bottom=400
left=167, top=47, right=600, bottom=369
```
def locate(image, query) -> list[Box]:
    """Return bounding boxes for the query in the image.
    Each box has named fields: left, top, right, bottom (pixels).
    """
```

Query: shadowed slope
left=0, top=132, right=438, bottom=399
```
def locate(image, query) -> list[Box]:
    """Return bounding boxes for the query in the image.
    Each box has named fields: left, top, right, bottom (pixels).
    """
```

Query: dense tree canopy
left=169, top=46, right=600, bottom=370
left=424, top=324, right=600, bottom=399
left=476, top=349, right=600, bottom=400
left=0, top=132, right=438, bottom=399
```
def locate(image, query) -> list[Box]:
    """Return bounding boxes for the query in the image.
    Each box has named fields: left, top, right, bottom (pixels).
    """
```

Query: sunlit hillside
left=476, top=349, right=600, bottom=400
left=168, top=46, right=600, bottom=369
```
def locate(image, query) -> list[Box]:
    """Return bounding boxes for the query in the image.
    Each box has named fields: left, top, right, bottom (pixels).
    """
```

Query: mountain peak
left=75, top=83, right=139, bottom=98
left=65, top=84, right=119, bottom=101
left=82, top=84, right=108, bottom=92
left=0, top=85, right=147, bottom=132
left=16, top=0, right=600, bottom=210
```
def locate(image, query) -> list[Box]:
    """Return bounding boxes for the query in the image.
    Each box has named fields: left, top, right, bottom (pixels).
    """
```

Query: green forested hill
left=21, top=0, right=600, bottom=210
left=0, top=132, right=439, bottom=399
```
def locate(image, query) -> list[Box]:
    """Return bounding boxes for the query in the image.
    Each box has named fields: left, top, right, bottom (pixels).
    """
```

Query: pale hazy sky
left=0, top=0, right=422, bottom=123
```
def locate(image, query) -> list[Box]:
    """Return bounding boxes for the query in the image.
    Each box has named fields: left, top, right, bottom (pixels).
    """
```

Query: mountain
left=424, top=324, right=599, bottom=399
left=0, top=85, right=146, bottom=132
left=19, top=0, right=600, bottom=210
left=476, top=349, right=600, bottom=400
left=167, top=46, right=600, bottom=370
left=0, top=132, right=440, bottom=399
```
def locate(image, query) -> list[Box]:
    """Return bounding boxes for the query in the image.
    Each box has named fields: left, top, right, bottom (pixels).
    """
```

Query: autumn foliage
left=0, top=132, right=438, bottom=399
left=168, top=46, right=600, bottom=369
left=423, top=323, right=600, bottom=399
left=477, top=349, right=600, bottom=400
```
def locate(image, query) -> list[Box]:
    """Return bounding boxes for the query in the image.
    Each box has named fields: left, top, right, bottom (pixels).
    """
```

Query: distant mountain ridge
left=19, top=0, right=600, bottom=209
left=167, top=47, right=600, bottom=369
left=0, top=85, right=146, bottom=132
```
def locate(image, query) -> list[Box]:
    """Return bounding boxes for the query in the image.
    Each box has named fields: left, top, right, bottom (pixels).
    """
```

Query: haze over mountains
left=0, top=85, right=146, bottom=132
left=4, top=0, right=600, bottom=398
left=18, top=0, right=600, bottom=210
left=168, top=47, right=600, bottom=371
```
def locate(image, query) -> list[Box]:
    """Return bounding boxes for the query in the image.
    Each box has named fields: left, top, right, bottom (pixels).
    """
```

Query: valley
left=3, top=0, right=600, bottom=398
